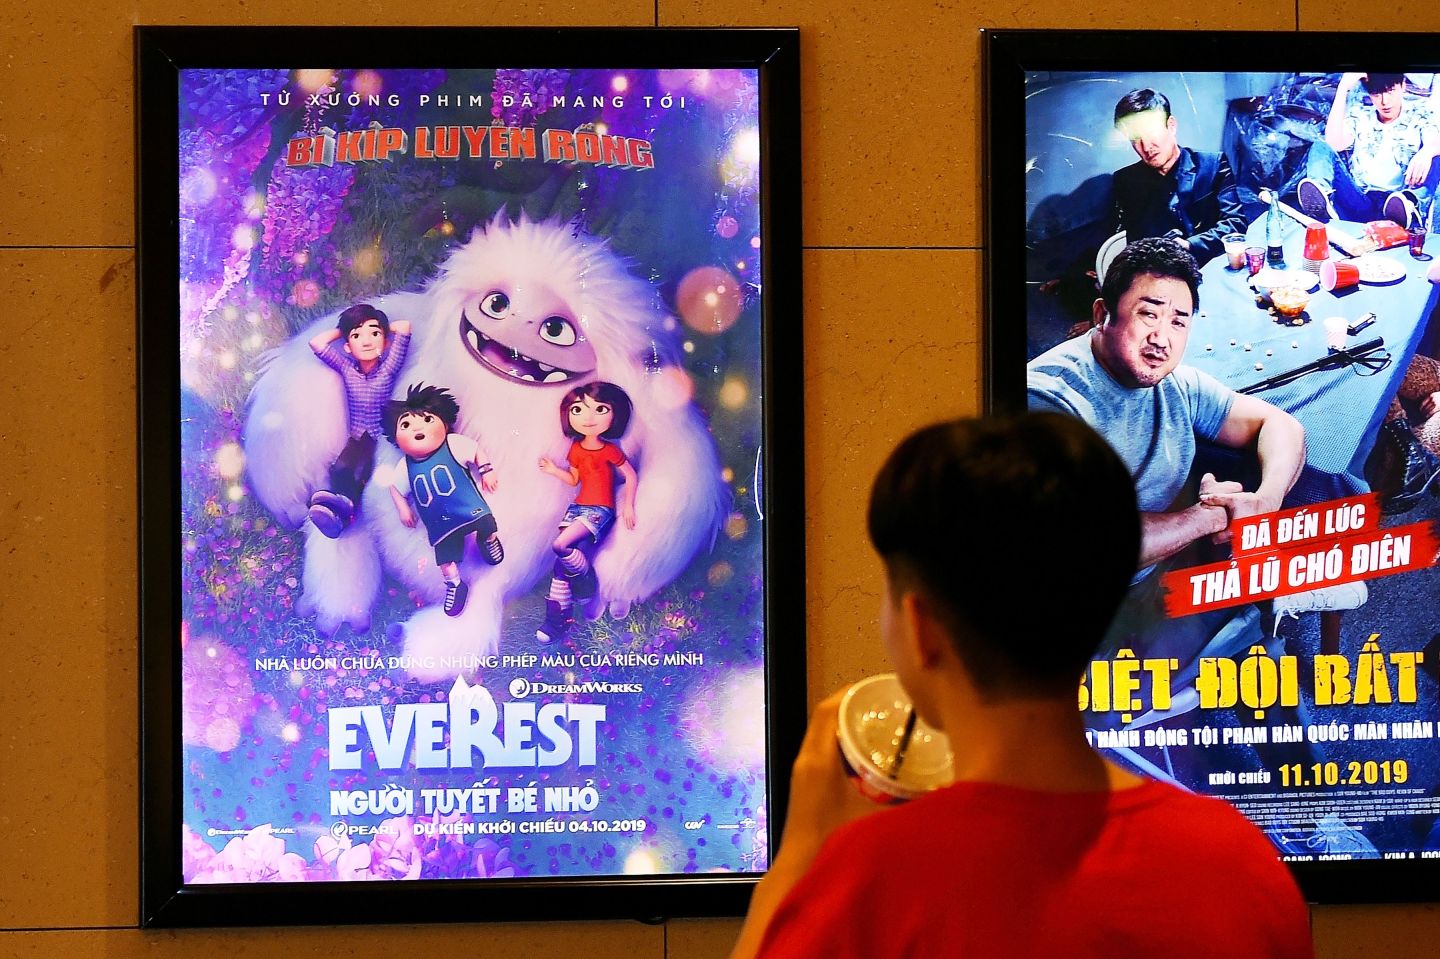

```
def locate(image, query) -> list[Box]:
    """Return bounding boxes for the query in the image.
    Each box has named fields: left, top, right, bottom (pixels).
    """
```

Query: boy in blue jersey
left=382, top=384, right=505, bottom=616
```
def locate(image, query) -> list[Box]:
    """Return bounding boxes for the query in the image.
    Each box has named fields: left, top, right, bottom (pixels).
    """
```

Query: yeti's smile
left=459, top=309, right=583, bottom=385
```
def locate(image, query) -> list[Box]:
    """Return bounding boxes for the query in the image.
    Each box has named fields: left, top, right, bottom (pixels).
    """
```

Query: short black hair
left=383, top=383, right=460, bottom=444
left=560, top=382, right=633, bottom=440
left=1361, top=73, right=1405, bottom=95
left=1114, top=88, right=1172, bottom=127
left=338, top=303, right=391, bottom=337
left=867, top=413, right=1140, bottom=698
left=1100, top=236, right=1202, bottom=317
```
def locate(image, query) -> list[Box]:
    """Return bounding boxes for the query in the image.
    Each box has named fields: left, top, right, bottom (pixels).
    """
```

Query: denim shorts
left=561, top=503, right=615, bottom=541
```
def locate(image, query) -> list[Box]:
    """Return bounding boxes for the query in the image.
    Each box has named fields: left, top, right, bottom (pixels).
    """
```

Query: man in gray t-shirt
left=1028, top=238, right=1305, bottom=583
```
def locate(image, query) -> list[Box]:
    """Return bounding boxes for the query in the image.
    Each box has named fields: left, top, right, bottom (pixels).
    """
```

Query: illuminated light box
left=986, top=29, right=1440, bottom=903
left=136, top=25, right=804, bottom=926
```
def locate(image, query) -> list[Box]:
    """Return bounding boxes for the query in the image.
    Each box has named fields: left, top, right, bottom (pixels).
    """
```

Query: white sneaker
left=1272, top=581, right=1368, bottom=622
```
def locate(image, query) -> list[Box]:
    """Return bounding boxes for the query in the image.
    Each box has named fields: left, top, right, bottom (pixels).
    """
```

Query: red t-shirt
left=569, top=439, right=626, bottom=508
left=759, top=779, right=1312, bottom=959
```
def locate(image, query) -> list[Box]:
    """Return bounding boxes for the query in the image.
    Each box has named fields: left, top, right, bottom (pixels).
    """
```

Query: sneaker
left=1297, top=177, right=1336, bottom=223
left=535, top=599, right=572, bottom=644
left=308, top=503, right=346, bottom=539
left=443, top=579, right=469, bottom=617
left=482, top=535, right=505, bottom=566
left=1371, top=417, right=1440, bottom=515
left=1273, top=581, right=1368, bottom=621
left=309, top=489, right=355, bottom=522
left=1384, top=190, right=1419, bottom=228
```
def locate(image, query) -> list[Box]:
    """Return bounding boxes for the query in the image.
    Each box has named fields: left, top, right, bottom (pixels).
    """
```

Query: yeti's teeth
left=466, top=328, right=481, bottom=352
left=543, top=370, right=569, bottom=383
left=520, top=373, right=537, bottom=382
left=519, top=354, right=533, bottom=362
left=537, top=362, right=554, bottom=372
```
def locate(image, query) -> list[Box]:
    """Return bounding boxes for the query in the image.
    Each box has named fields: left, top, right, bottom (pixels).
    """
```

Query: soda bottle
left=1267, top=192, right=1285, bottom=267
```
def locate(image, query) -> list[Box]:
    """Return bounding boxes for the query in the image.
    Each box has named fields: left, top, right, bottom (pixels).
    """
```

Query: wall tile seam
left=0, top=925, right=137, bottom=933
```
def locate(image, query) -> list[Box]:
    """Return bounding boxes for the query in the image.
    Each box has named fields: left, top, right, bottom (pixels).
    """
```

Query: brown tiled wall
left=3, top=1, right=1440, bottom=955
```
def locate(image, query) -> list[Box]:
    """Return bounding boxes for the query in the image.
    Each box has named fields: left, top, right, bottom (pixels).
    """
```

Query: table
left=1186, top=217, right=1440, bottom=504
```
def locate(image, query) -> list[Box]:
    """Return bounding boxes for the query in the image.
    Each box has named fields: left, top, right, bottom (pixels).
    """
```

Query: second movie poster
left=1021, top=65, right=1440, bottom=865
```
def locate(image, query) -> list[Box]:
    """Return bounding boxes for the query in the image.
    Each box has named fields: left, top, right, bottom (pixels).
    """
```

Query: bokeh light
left=181, top=168, right=218, bottom=206
left=681, top=667, right=766, bottom=772
left=352, top=70, right=383, bottom=98
left=296, top=70, right=336, bottom=93
left=718, top=377, right=748, bottom=410
left=652, top=366, right=695, bottom=410
left=623, top=847, right=661, bottom=874
left=676, top=266, right=743, bottom=335
left=352, top=243, right=383, bottom=279
left=215, top=442, right=246, bottom=481
left=293, top=279, right=321, bottom=307
left=707, top=561, right=734, bottom=586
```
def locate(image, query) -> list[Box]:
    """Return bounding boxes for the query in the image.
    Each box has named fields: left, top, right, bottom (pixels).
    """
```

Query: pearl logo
left=509, top=678, right=530, bottom=698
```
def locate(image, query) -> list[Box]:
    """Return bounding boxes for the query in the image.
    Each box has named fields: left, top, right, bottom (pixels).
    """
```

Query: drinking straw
left=889, top=707, right=919, bottom=779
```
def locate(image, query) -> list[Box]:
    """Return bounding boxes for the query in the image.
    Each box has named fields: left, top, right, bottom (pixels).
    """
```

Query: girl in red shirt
left=536, top=382, right=638, bottom=642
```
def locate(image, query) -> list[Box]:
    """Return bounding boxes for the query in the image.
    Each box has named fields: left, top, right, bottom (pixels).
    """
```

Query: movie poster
left=177, top=66, right=771, bottom=883
left=1023, top=69, right=1440, bottom=863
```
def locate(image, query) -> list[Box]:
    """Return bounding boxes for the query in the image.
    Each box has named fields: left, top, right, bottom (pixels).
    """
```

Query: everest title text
left=328, top=677, right=605, bottom=772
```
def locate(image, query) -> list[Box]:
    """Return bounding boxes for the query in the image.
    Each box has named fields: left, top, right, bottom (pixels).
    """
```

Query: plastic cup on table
left=1324, top=316, right=1349, bottom=351
left=1409, top=224, right=1431, bottom=261
left=1223, top=233, right=1247, bottom=270
left=1320, top=259, right=1360, bottom=292
left=1245, top=246, right=1266, bottom=276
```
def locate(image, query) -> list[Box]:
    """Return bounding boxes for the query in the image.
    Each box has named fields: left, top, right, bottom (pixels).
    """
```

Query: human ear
left=900, top=592, right=946, bottom=670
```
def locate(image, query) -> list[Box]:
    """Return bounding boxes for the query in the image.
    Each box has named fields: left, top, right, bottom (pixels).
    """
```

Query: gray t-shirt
left=1027, top=333, right=1234, bottom=574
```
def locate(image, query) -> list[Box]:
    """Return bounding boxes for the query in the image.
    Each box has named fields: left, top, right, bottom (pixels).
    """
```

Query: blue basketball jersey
left=404, top=437, right=492, bottom=546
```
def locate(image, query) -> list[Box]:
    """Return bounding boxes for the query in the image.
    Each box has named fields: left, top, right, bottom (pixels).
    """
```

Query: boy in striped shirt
left=307, top=304, right=412, bottom=537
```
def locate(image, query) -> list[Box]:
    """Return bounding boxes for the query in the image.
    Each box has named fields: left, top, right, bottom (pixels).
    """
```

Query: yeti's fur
left=244, top=215, right=728, bottom=679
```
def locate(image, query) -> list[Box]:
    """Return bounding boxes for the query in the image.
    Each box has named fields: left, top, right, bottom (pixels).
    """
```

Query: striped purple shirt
left=314, top=331, right=411, bottom=438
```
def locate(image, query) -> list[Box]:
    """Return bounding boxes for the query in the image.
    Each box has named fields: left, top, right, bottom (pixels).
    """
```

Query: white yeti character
left=244, top=214, right=728, bottom=680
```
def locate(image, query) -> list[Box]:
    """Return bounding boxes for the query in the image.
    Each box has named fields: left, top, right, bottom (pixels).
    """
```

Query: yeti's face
left=458, top=285, right=598, bottom=387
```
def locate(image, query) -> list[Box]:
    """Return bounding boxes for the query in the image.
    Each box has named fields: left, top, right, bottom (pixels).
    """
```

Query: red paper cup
left=1320, top=259, right=1360, bottom=292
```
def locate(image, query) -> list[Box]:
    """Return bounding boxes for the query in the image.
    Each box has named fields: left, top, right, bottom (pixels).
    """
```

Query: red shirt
left=569, top=440, right=626, bottom=508
left=759, top=779, right=1313, bottom=959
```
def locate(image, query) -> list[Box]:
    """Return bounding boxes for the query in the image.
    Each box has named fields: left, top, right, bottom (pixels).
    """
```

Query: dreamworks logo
left=508, top=677, right=644, bottom=698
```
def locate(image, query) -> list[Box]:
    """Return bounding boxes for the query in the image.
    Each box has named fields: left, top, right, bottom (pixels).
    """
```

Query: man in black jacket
left=1111, top=88, right=1247, bottom=268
